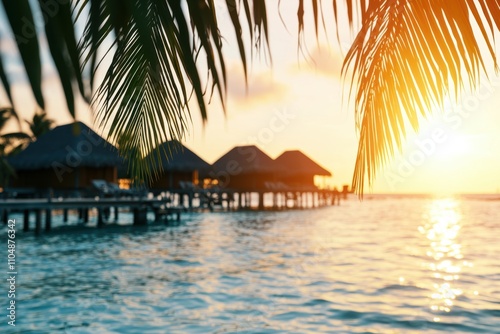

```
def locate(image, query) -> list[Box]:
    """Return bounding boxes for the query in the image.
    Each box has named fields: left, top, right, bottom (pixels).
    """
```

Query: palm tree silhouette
left=25, top=110, right=55, bottom=139
left=0, top=1, right=498, bottom=193
left=0, top=108, right=31, bottom=187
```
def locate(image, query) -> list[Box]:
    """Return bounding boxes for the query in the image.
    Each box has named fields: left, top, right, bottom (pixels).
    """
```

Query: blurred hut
left=146, top=140, right=210, bottom=190
left=274, top=150, right=331, bottom=189
left=211, top=145, right=279, bottom=191
left=8, top=122, right=121, bottom=192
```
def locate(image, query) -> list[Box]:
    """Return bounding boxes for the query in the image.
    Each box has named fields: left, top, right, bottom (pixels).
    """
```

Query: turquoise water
left=2, top=195, right=499, bottom=333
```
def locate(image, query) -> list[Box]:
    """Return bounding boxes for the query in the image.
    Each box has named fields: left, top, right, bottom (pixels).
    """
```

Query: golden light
left=419, top=198, right=467, bottom=316
left=434, top=133, right=473, bottom=161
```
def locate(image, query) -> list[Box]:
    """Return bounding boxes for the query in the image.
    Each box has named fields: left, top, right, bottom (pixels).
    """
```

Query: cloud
left=0, top=27, right=57, bottom=86
left=291, top=45, right=345, bottom=79
left=226, top=65, right=288, bottom=108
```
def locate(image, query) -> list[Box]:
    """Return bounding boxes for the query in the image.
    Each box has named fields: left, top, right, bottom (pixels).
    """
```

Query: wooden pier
left=0, top=197, right=183, bottom=235
left=0, top=186, right=342, bottom=235
left=154, top=186, right=341, bottom=212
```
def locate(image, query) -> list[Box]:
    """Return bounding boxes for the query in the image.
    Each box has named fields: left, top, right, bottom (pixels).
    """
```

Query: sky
left=1, top=2, right=500, bottom=194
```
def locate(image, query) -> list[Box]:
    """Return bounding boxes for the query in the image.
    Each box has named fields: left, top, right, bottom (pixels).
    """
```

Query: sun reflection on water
left=419, top=198, right=470, bottom=316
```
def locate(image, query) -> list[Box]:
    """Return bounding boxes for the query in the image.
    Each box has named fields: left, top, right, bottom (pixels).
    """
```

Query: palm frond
left=0, top=132, right=32, bottom=141
left=343, top=0, right=499, bottom=195
left=0, top=107, right=21, bottom=129
left=25, top=110, right=55, bottom=139
left=1, top=0, right=44, bottom=109
left=0, top=110, right=31, bottom=182
left=39, top=0, right=89, bottom=116
left=0, top=57, right=13, bottom=106
left=90, top=0, right=204, bottom=182
left=1, top=0, right=499, bottom=194
left=83, top=0, right=270, bottom=183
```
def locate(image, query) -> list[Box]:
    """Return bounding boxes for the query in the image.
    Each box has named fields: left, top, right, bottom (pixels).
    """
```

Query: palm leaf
left=1, top=0, right=44, bottom=109
left=0, top=108, right=14, bottom=130
left=1, top=0, right=499, bottom=195
left=25, top=110, right=55, bottom=139
left=0, top=107, right=22, bottom=129
left=89, top=0, right=209, bottom=182
left=38, top=0, right=89, bottom=116
left=84, top=0, right=269, bottom=183
left=0, top=56, right=13, bottom=106
left=0, top=132, right=32, bottom=141
left=342, top=0, right=499, bottom=194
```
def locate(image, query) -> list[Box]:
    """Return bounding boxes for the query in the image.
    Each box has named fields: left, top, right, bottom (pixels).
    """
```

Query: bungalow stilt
left=45, top=209, right=52, bottom=231
left=35, top=210, right=42, bottom=236
left=23, top=210, right=29, bottom=232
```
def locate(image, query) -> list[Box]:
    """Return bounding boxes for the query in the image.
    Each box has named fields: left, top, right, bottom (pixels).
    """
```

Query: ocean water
left=2, top=195, right=499, bottom=333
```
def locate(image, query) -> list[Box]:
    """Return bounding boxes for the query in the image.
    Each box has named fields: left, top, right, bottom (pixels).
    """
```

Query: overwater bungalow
left=8, top=122, right=121, bottom=193
left=211, top=145, right=280, bottom=191
left=274, top=150, right=332, bottom=189
left=210, top=146, right=337, bottom=210
left=147, top=140, right=210, bottom=190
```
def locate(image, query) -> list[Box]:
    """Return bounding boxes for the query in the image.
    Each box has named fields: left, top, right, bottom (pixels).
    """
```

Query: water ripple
left=2, top=196, right=499, bottom=333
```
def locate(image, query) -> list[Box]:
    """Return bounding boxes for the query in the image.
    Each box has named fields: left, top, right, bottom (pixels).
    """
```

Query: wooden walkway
left=0, top=197, right=183, bottom=235
left=0, top=187, right=343, bottom=235
left=166, top=187, right=341, bottom=211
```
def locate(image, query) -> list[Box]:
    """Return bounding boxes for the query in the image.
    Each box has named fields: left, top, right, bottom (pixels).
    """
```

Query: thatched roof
left=146, top=140, right=211, bottom=173
left=9, top=122, right=121, bottom=170
left=275, top=150, right=332, bottom=176
left=212, top=145, right=278, bottom=174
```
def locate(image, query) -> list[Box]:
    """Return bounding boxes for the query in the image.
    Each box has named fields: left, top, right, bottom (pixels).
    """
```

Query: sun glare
left=419, top=198, right=469, bottom=316
left=434, top=133, right=473, bottom=160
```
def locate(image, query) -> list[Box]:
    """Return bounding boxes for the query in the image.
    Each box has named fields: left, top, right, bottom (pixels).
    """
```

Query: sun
left=433, top=133, right=473, bottom=161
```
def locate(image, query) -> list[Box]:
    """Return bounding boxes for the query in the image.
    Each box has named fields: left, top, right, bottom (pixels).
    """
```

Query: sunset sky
left=1, top=2, right=500, bottom=194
